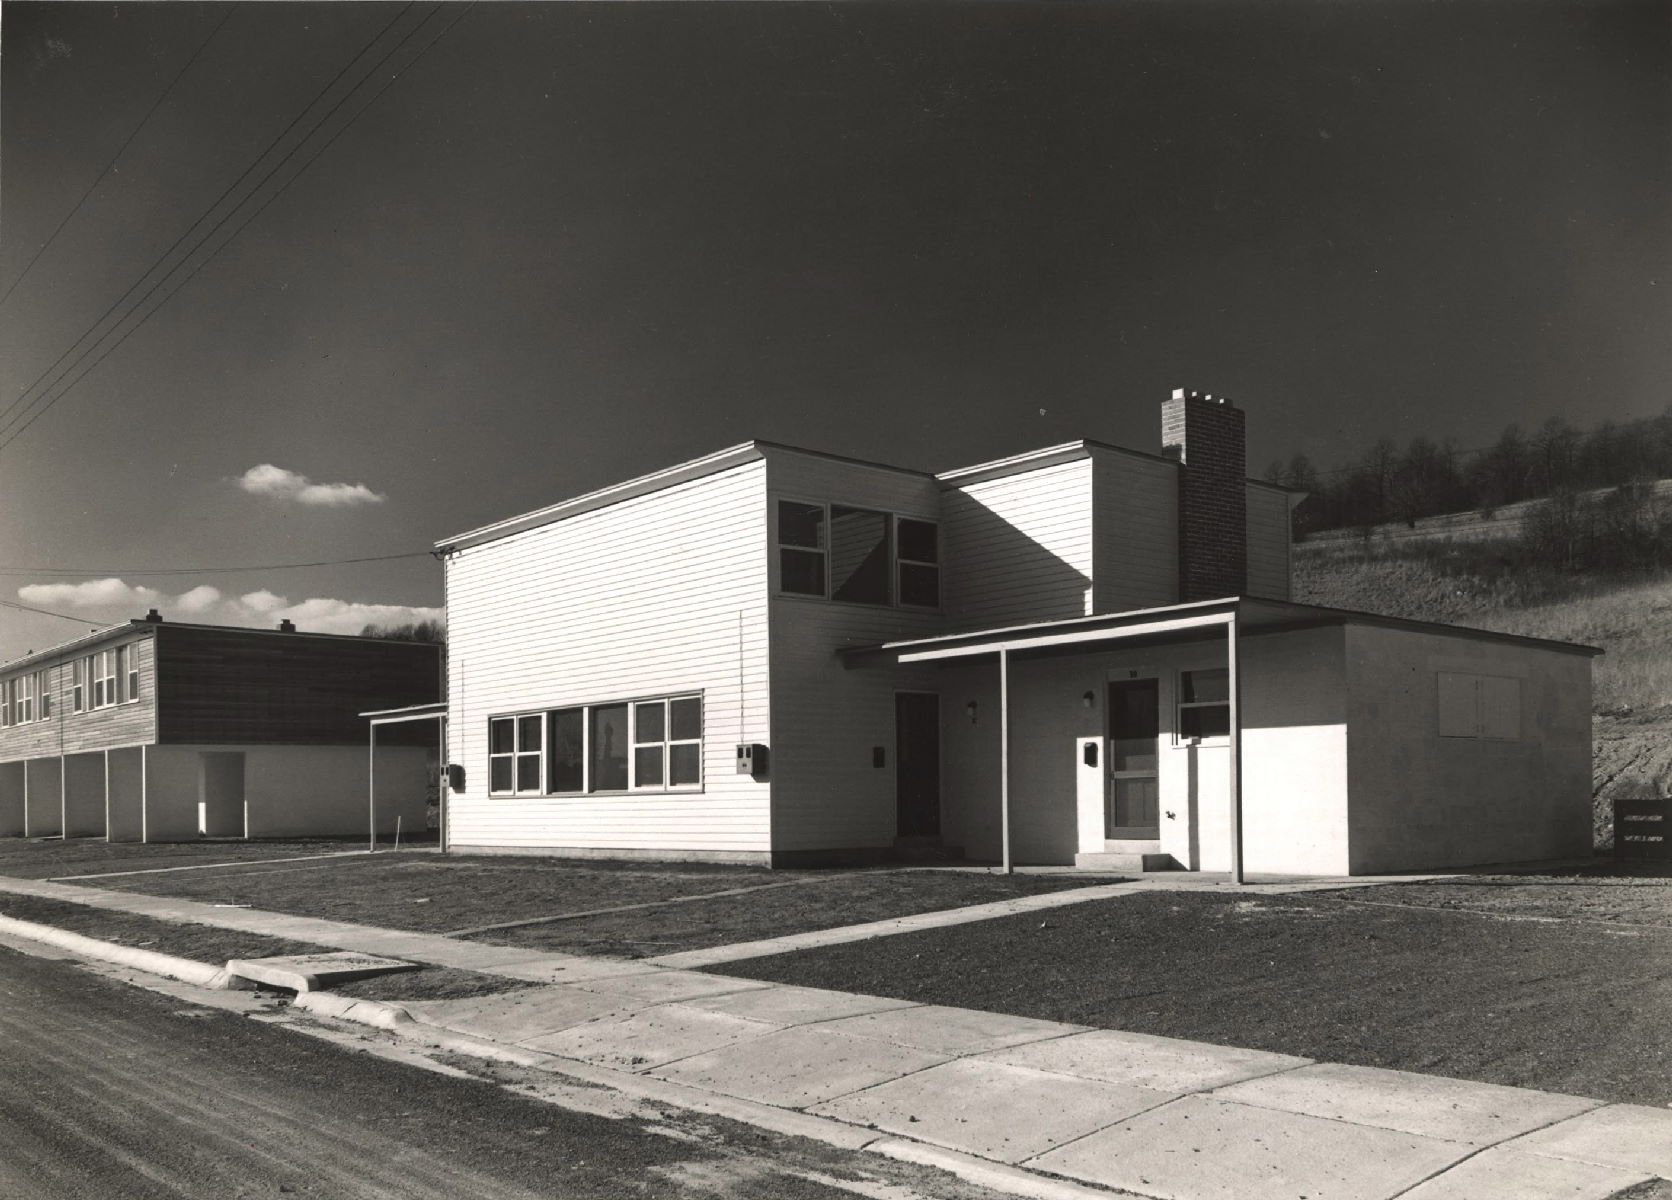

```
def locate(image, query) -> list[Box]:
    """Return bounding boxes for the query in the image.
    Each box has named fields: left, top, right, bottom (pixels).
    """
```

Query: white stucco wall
left=0, top=760, right=23, bottom=837
left=936, top=626, right=1351, bottom=873
left=1343, top=625, right=1594, bottom=872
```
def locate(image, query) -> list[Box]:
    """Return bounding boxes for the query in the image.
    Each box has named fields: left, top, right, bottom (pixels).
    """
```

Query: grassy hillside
left=1294, top=526, right=1672, bottom=845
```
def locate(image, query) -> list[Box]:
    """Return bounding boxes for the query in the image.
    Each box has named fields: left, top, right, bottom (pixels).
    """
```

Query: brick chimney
left=1162, top=388, right=1247, bottom=601
left=278, top=619, right=296, bottom=633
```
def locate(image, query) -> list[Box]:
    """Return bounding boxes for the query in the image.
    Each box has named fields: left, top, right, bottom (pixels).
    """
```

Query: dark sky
left=1, top=1, right=1668, bottom=661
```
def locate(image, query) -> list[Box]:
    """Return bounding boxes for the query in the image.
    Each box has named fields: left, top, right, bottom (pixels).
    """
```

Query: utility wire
left=0, top=1, right=422, bottom=439
left=0, top=2, right=468, bottom=452
left=0, top=550, right=434, bottom=578
left=0, top=597, right=108, bottom=625
left=0, top=7, right=236, bottom=313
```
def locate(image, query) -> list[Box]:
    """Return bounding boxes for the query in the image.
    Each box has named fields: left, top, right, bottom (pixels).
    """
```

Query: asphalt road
left=0, top=944, right=972, bottom=1200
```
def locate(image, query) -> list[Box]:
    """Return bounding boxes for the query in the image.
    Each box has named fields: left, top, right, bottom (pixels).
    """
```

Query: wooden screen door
left=1106, top=678, right=1160, bottom=839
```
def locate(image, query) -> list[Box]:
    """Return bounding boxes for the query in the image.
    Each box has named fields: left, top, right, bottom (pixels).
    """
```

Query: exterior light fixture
left=1082, top=690, right=1096, bottom=709
left=966, top=700, right=978, bottom=724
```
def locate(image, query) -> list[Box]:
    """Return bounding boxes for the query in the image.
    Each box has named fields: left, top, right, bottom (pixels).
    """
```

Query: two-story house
left=436, top=390, right=1597, bottom=875
left=0, top=616, right=439, bottom=842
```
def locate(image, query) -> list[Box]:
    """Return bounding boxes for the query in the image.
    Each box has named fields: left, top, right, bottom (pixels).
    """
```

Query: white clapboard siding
left=1092, top=448, right=1179, bottom=613
left=940, top=457, right=1095, bottom=629
left=446, top=460, right=772, bottom=852
left=1246, top=483, right=1292, bottom=600
left=765, top=448, right=945, bottom=853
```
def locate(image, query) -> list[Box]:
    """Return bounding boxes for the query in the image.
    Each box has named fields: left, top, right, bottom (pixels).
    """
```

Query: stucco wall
left=24, top=758, right=61, bottom=837
left=62, top=753, right=106, bottom=837
left=1343, top=626, right=1594, bottom=872
left=244, top=745, right=427, bottom=837
left=936, top=626, right=1351, bottom=873
left=0, top=760, right=22, bottom=836
left=107, top=747, right=144, bottom=842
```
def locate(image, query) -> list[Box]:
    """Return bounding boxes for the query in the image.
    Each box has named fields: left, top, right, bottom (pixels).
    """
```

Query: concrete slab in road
left=1027, top=1094, right=1471, bottom=1200
left=816, top=1003, right=1082, bottom=1056
left=1399, top=1146, right=1653, bottom=1200
left=1509, top=1104, right=1672, bottom=1179
left=520, top=1002, right=777, bottom=1071
left=650, top=1025, right=949, bottom=1109
left=986, top=1028, right=1309, bottom=1093
left=1212, top=1062, right=1603, bottom=1145
left=812, top=1057, right=1177, bottom=1164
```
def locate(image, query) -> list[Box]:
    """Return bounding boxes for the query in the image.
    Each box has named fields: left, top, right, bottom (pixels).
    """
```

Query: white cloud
left=19, top=578, right=161, bottom=609
left=235, top=464, right=385, bottom=507
left=17, top=580, right=440, bottom=637
left=175, top=585, right=222, bottom=614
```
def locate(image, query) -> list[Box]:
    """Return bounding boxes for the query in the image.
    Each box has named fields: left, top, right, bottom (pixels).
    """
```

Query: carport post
left=1228, top=612, right=1244, bottom=885
left=1000, top=646, right=1012, bottom=876
left=368, top=723, right=377, bottom=853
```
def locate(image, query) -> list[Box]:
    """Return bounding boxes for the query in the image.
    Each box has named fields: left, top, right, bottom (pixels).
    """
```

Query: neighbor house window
left=1177, top=669, right=1230, bottom=740
left=488, top=714, right=544, bottom=794
left=123, top=644, right=140, bottom=702
left=0, top=679, right=11, bottom=727
left=1437, top=672, right=1521, bottom=740
left=491, top=695, right=703, bottom=796
left=897, top=517, right=940, bottom=608
left=36, top=670, right=51, bottom=720
left=72, top=660, right=85, bottom=713
left=93, top=651, right=117, bottom=709
left=17, top=674, right=32, bottom=724
left=777, top=500, right=826, bottom=597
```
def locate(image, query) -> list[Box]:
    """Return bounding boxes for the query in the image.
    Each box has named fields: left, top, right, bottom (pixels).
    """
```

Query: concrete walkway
left=1, top=872, right=1667, bottom=1200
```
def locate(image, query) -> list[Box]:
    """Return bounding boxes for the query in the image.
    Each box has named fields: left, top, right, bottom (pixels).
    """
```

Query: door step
left=1075, top=850, right=1181, bottom=871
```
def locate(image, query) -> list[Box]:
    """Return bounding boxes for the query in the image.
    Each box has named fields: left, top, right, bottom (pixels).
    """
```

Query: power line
left=0, top=3, right=473, bottom=454
left=0, top=597, right=107, bottom=625
left=0, top=550, right=434, bottom=578
left=0, top=2, right=424, bottom=440
left=0, top=7, right=236, bottom=313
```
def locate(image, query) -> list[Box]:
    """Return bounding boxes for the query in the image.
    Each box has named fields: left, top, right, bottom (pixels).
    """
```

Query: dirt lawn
left=711, top=872, right=1672, bottom=1108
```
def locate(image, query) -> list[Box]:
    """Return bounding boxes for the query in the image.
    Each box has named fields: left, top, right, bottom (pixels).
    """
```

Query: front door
left=895, top=692, right=941, bottom=838
left=1106, top=678, right=1159, bottom=839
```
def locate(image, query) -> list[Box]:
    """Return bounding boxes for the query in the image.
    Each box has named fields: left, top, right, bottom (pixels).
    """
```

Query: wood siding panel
left=1246, top=484, right=1292, bottom=600
left=765, top=451, right=945, bottom=853
left=155, top=627, right=439, bottom=746
left=445, top=460, right=772, bottom=852
left=0, top=633, right=157, bottom=760
left=1092, top=449, right=1180, bottom=613
left=941, top=458, right=1095, bottom=629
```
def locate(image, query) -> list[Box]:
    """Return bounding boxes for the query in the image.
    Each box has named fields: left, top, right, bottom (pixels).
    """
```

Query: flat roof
left=0, top=617, right=439, bottom=676
left=841, top=596, right=1603, bottom=663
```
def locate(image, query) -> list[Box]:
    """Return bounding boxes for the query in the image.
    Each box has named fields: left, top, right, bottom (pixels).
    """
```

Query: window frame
left=0, top=679, right=11, bottom=728
left=895, top=515, right=941, bottom=609
left=1174, top=667, right=1231, bottom=744
left=72, top=660, right=85, bottom=713
left=774, top=497, right=940, bottom=612
left=121, top=643, right=140, bottom=704
left=36, top=670, right=51, bottom=721
left=93, top=651, right=117, bottom=709
left=488, top=693, right=705, bottom=798
left=17, top=674, right=32, bottom=724
left=487, top=713, right=546, bottom=796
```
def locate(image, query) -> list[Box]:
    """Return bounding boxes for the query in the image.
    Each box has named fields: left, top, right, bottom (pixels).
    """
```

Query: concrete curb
left=0, top=914, right=244, bottom=991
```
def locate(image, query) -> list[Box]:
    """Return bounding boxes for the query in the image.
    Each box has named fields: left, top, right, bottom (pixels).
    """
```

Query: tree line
left=1267, top=408, right=1672, bottom=536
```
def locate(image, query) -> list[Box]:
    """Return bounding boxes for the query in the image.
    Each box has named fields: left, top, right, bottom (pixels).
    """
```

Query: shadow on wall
left=942, top=494, right=1092, bottom=630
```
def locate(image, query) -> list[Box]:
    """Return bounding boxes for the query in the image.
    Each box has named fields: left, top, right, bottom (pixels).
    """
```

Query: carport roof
left=840, top=596, right=1603, bottom=664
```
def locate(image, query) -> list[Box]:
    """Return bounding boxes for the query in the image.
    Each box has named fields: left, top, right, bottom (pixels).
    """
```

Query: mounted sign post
left=1228, top=611, right=1244, bottom=885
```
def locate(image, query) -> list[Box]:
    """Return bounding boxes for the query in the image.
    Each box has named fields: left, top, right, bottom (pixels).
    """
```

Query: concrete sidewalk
left=1, top=872, right=1667, bottom=1200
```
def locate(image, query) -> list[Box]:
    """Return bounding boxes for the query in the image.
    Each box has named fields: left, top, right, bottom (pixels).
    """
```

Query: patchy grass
left=0, top=892, right=527, bottom=1002
left=68, top=853, right=1109, bottom=952
left=0, top=837, right=402, bottom=881
left=710, top=887, right=1672, bottom=1107
left=1351, top=861, right=1672, bottom=926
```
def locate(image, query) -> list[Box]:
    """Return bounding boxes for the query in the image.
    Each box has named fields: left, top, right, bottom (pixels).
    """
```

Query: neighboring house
left=436, top=389, right=1597, bottom=875
left=0, top=615, right=439, bottom=841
